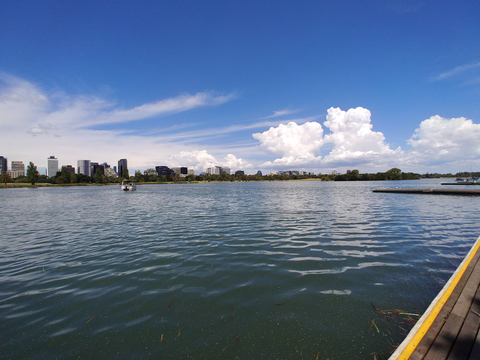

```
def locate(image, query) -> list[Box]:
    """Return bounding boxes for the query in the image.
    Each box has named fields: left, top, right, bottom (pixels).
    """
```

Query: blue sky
left=1, top=0, right=479, bottom=175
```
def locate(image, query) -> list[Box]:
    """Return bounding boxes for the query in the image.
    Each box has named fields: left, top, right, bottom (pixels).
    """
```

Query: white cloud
left=262, top=109, right=299, bottom=119
left=0, top=75, right=240, bottom=171
left=222, top=153, right=252, bottom=170
left=2, top=74, right=478, bottom=175
left=169, top=150, right=252, bottom=173
left=433, top=61, right=480, bottom=81
left=322, top=107, right=402, bottom=165
left=253, top=107, right=402, bottom=169
left=252, top=122, right=324, bottom=164
left=406, top=115, right=480, bottom=166
left=169, top=150, right=218, bottom=172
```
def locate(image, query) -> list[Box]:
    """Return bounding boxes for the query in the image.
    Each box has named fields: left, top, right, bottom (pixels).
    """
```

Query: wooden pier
left=373, top=188, right=480, bottom=195
left=389, top=235, right=480, bottom=360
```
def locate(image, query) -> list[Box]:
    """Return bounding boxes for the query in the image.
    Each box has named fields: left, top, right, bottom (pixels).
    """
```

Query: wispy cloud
left=433, top=61, right=480, bottom=81
left=81, top=92, right=235, bottom=126
left=262, top=109, right=299, bottom=119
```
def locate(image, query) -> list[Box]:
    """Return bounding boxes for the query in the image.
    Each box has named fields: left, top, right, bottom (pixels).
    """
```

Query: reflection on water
left=1, top=179, right=479, bottom=359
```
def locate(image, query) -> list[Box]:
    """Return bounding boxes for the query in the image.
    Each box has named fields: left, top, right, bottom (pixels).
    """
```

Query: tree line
left=1, top=164, right=427, bottom=187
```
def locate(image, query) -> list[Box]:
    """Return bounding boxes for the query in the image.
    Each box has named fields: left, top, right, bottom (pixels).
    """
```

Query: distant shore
left=0, top=177, right=424, bottom=189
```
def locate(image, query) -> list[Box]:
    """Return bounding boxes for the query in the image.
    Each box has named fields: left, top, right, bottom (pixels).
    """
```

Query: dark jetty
left=372, top=188, right=480, bottom=195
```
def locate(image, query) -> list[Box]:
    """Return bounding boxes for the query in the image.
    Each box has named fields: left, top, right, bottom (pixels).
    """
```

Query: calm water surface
left=1, top=180, right=479, bottom=359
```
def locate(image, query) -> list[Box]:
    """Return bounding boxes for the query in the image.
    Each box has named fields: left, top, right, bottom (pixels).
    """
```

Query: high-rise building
left=118, top=159, right=127, bottom=177
left=11, top=161, right=25, bottom=177
left=77, top=160, right=91, bottom=176
left=0, top=156, right=7, bottom=174
left=155, top=166, right=174, bottom=176
left=47, top=156, right=58, bottom=178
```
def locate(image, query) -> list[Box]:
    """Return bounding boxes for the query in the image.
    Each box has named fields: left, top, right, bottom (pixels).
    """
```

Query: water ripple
left=1, top=180, right=479, bottom=359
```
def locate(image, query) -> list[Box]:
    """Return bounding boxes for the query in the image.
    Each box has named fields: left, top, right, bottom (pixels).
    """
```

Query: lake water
left=1, top=179, right=479, bottom=359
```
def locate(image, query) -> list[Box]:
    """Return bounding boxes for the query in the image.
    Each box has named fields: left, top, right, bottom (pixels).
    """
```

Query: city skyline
left=1, top=1, right=479, bottom=175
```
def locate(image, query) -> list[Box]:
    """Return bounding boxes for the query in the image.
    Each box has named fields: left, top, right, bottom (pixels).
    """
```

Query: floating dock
left=389, top=235, right=480, bottom=360
left=441, top=183, right=479, bottom=186
left=372, top=188, right=480, bottom=195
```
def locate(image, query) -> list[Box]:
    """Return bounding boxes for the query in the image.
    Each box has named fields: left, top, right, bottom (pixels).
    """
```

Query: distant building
left=7, top=161, right=24, bottom=179
left=171, top=167, right=188, bottom=177
left=206, top=166, right=230, bottom=175
left=11, top=161, right=25, bottom=176
left=113, top=166, right=117, bottom=175
left=90, top=162, right=105, bottom=175
left=256, top=170, right=262, bottom=176
left=77, top=160, right=91, bottom=176
left=0, top=156, right=7, bottom=174
left=65, top=165, right=75, bottom=174
left=188, top=169, right=195, bottom=177
left=118, top=159, right=127, bottom=177
left=155, top=166, right=174, bottom=176
left=235, top=170, right=245, bottom=175
left=7, top=170, right=23, bottom=179
left=104, top=167, right=118, bottom=178
left=47, top=156, right=58, bottom=178
left=144, top=168, right=158, bottom=176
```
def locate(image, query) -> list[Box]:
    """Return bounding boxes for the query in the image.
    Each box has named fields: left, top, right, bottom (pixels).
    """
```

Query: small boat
left=455, top=177, right=479, bottom=184
left=121, top=179, right=137, bottom=191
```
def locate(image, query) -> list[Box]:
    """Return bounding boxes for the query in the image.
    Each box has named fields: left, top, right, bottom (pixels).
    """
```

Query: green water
left=1, top=180, right=479, bottom=359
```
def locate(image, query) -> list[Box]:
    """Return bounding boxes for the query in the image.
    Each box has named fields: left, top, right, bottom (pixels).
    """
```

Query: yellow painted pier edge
left=389, top=234, right=480, bottom=360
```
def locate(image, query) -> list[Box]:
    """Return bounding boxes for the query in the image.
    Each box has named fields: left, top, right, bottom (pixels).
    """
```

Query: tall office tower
left=0, top=156, right=7, bottom=174
left=47, top=156, right=58, bottom=178
left=118, top=159, right=127, bottom=177
left=11, top=161, right=25, bottom=176
left=77, top=160, right=91, bottom=176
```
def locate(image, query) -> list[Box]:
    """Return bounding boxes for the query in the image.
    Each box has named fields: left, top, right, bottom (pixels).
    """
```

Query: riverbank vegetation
left=5, top=166, right=477, bottom=189
left=1, top=167, right=424, bottom=188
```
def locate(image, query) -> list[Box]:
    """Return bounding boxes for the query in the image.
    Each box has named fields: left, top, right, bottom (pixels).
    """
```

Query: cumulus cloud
left=252, top=122, right=324, bottom=166
left=406, top=115, right=480, bottom=165
left=170, top=150, right=252, bottom=172
left=322, top=107, right=402, bottom=165
left=253, top=107, right=402, bottom=169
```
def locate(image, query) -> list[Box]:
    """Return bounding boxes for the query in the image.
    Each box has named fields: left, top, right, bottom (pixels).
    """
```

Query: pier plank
left=447, top=288, right=480, bottom=359
left=407, top=247, right=480, bottom=360
left=423, top=256, right=480, bottom=360
left=468, top=328, right=480, bottom=359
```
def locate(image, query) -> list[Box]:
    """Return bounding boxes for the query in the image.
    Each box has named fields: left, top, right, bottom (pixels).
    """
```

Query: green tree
left=93, top=168, right=103, bottom=184
left=60, top=166, right=71, bottom=184
left=26, top=162, right=39, bottom=185
left=386, top=168, right=402, bottom=180
left=134, top=171, right=144, bottom=182
left=70, top=173, right=77, bottom=184
left=1, top=173, right=13, bottom=187
left=122, top=168, right=129, bottom=178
